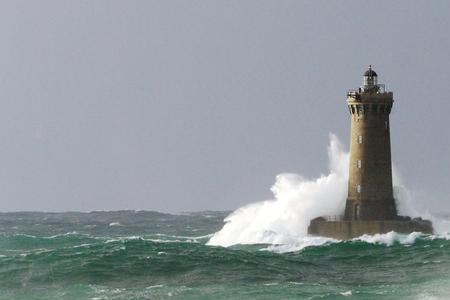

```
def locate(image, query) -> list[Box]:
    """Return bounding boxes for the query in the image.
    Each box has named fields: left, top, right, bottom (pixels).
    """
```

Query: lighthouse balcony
left=347, top=84, right=387, bottom=99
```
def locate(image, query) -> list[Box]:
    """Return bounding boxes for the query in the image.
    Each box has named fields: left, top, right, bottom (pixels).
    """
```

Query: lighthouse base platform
left=308, top=217, right=433, bottom=240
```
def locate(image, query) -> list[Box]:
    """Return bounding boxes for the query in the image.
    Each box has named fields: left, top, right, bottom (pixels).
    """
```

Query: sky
left=0, top=1, right=449, bottom=213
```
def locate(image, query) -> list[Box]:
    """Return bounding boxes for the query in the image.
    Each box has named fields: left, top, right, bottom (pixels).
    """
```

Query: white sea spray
left=208, top=134, right=348, bottom=248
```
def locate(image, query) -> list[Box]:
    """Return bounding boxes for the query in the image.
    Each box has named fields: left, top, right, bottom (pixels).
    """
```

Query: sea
left=0, top=210, right=449, bottom=300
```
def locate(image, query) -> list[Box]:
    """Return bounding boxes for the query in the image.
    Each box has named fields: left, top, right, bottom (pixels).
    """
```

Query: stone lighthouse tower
left=308, top=66, right=433, bottom=239
left=344, top=66, right=397, bottom=221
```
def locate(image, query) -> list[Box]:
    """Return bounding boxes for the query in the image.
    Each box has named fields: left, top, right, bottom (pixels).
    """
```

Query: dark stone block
left=308, top=218, right=433, bottom=240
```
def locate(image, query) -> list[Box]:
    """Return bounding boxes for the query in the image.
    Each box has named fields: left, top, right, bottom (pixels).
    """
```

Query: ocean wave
left=109, top=222, right=124, bottom=227
left=154, top=233, right=214, bottom=241
left=104, top=234, right=210, bottom=244
left=0, top=232, right=214, bottom=259
left=0, top=232, right=101, bottom=252
left=263, top=236, right=337, bottom=253
left=1, top=229, right=447, bottom=257
left=355, top=231, right=425, bottom=246
left=259, top=231, right=447, bottom=253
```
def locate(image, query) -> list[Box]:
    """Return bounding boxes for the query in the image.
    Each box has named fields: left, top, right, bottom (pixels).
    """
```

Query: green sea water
left=0, top=211, right=449, bottom=300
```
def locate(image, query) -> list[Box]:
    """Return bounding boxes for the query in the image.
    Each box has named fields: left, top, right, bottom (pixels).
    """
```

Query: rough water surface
left=0, top=211, right=449, bottom=300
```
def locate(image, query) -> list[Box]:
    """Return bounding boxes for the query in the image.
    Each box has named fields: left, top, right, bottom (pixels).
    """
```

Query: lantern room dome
left=363, top=68, right=377, bottom=77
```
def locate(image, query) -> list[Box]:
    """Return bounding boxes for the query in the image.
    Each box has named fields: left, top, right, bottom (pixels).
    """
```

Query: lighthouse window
left=356, top=184, right=361, bottom=193
left=358, top=135, right=363, bottom=144
left=354, top=204, right=360, bottom=220
left=357, top=160, right=362, bottom=168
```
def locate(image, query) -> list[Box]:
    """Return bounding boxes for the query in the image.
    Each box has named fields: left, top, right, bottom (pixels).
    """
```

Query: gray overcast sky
left=0, top=1, right=449, bottom=212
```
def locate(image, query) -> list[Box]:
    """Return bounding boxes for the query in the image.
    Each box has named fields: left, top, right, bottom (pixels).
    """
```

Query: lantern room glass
left=363, top=75, right=377, bottom=87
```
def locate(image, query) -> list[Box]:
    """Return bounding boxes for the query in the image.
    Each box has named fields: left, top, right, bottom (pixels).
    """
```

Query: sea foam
left=208, top=134, right=449, bottom=252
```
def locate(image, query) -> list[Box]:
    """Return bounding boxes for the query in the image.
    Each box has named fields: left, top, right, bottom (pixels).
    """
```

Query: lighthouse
left=344, top=66, right=397, bottom=221
left=308, top=67, right=432, bottom=239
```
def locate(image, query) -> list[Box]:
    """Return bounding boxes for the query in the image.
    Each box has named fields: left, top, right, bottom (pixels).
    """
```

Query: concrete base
left=308, top=217, right=433, bottom=240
